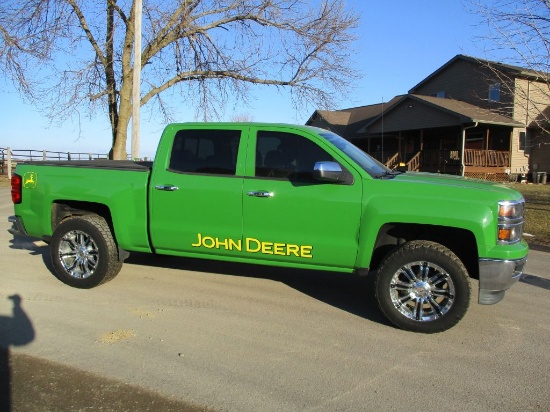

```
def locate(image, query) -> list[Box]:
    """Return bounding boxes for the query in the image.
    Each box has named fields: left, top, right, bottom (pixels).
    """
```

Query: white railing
left=1, top=147, right=110, bottom=179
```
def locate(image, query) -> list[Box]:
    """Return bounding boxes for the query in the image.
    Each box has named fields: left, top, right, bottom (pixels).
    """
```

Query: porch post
left=461, top=122, right=479, bottom=177
left=398, top=131, right=402, bottom=163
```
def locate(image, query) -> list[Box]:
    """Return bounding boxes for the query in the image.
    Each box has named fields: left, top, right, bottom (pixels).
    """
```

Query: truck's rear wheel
left=50, top=215, right=122, bottom=288
left=375, top=240, right=470, bottom=333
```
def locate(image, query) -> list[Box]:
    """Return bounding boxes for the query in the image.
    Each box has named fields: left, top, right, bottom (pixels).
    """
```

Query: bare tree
left=0, top=0, right=359, bottom=159
left=472, top=0, right=550, bottom=137
left=231, top=113, right=255, bottom=122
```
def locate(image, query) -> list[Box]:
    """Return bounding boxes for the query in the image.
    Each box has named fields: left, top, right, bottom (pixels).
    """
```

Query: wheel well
left=51, top=201, right=114, bottom=235
left=370, top=223, right=479, bottom=279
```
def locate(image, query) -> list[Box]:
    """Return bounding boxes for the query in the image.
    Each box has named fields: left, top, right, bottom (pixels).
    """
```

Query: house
left=307, top=55, right=550, bottom=182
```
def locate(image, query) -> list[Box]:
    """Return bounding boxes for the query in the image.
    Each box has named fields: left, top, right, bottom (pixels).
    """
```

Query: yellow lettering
left=286, top=244, right=300, bottom=257
left=193, top=233, right=312, bottom=259
left=273, top=243, right=285, bottom=256
left=300, top=246, right=313, bottom=258
left=202, top=236, right=215, bottom=249
left=261, top=242, right=273, bottom=254
left=216, top=238, right=229, bottom=250
left=229, top=239, right=242, bottom=251
left=192, top=233, right=202, bottom=247
left=246, top=238, right=261, bottom=253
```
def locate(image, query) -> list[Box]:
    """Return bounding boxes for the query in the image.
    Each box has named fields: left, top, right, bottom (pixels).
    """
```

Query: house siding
left=530, top=130, right=550, bottom=175
left=410, top=59, right=515, bottom=117
left=513, top=78, right=550, bottom=175
left=366, top=99, right=459, bottom=134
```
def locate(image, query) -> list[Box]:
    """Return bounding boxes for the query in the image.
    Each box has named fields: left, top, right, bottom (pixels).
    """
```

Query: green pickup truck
left=9, top=123, right=528, bottom=333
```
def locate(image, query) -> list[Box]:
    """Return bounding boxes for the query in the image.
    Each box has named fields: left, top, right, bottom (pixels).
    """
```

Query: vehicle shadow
left=8, top=234, right=56, bottom=274
left=8, top=234, right=391, bottom=327
left=127, top=253, right=392, bottom=327
left=0, top=295, right=36, bottom=412
left=8, top=234, right=45, bottom=256
left=520, top=274, right=550, bottom=291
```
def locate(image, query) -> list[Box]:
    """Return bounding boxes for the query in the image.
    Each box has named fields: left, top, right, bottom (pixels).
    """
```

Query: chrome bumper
left=8, top=216, right=28, bottom=237
left=478, top=257, right=527, bottom=304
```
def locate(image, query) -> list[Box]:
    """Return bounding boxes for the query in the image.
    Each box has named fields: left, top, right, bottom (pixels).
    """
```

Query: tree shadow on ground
left=0, top=295, right=35, bottom=411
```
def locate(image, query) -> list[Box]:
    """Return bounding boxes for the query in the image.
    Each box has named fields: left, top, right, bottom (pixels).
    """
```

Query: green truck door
left=242, top=128, right=362, bottom=270
left=149, top=128, right=244, bottom=257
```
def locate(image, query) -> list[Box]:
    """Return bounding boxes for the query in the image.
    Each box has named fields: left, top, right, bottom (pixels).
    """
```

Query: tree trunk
left=111, top=94, right=132, bottom=160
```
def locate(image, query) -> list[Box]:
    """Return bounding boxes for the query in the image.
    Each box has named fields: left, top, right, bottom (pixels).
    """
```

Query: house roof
left=409, top=54, right=546, bottom=94
left=306, top=96, right=402, bottom=135
left=407, top=94, right=523, bottom=126
left=355, top=94, right=524, bottom=134
left=307, top=54, right=529, bottom=136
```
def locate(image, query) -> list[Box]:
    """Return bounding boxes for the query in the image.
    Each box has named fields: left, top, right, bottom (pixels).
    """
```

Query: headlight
left=497, top=199, right=525, bottom=244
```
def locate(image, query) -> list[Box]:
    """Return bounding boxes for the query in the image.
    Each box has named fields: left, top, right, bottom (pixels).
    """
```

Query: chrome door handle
left=247, top=191, right=273, bottom=198
left=155, top=185, right=179, bottom=191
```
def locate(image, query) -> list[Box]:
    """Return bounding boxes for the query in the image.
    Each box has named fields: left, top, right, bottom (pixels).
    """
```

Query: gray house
left=307, top=55, right=550, bottom=182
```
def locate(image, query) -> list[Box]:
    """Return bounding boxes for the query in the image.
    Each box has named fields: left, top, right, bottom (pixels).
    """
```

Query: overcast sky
left=0, top=0, right=505, bottom=159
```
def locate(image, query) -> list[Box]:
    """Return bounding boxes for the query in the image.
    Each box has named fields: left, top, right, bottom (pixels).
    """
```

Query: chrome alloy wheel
left=58, top=230, right=99, bottom=279
left=389, top=261, right=455, bottom=322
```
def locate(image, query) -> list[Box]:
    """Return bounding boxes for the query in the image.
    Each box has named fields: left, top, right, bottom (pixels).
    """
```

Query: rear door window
left=169, top=129, right=241, bottom=175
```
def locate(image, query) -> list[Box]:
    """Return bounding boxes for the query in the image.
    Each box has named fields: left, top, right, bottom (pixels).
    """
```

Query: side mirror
left=313, top=161, right=353, bottom=184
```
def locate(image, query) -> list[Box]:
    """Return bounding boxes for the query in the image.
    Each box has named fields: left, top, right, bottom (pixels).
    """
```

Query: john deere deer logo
left=23, top=172, right=37, bottom=189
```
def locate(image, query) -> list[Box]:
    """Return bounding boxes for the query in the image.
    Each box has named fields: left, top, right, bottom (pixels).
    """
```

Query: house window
left=519, top=131, right=531, bottom=153
left=489, top=83, right=501, bottom=102
left=430, top=91, right=446, bottom=98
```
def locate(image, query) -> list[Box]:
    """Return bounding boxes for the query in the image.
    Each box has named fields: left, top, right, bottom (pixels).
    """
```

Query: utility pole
left=131, top=0, right=142, bottom=160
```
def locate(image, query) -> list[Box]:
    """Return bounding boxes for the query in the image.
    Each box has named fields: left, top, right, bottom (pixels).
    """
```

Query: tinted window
left=169, top=129, right=241, bottom=175
left=317, top=130, right=391, bottom=177
left=255, top=131, right=334, bottom=180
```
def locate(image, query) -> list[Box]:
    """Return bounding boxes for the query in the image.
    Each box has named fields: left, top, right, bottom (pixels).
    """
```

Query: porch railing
left=463, top=149, right=510, bottom=167
left=407, top=151, right=421, bottom=172
left=384, top=152, right=400, bottom=169
left=377, top=149, right=510, bottom=173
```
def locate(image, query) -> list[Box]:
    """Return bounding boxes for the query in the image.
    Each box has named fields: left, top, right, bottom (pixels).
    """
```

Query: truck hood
left=387, top=172, right=523, bottom=200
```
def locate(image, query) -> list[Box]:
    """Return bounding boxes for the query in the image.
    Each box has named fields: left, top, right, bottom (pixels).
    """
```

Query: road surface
left=1, top=187, right=549, bottom=411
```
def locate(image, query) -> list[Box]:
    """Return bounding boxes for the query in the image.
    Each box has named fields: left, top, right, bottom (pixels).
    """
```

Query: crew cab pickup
left=9, top=123, right=528, bottom=333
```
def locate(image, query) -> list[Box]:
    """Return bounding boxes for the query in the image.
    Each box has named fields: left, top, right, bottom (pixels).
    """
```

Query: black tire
left=375, top=240, right=470, bottom=333
left=49, top=214, right=123, bottom=288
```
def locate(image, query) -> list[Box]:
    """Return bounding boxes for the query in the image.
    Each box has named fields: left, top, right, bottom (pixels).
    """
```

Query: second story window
left=489, top=83, right=501, bottom=102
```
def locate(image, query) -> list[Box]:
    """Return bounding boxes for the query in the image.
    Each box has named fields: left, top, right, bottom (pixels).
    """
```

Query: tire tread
left=375, top=240, right=471, bottom=333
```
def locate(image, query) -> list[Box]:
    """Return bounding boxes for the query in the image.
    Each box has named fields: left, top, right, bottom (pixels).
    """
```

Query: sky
left=0, top=0, right=505, bottom=159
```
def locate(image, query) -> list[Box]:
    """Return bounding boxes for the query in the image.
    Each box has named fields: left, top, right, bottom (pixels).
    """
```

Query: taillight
left=11, top=174, right=22, bottom=204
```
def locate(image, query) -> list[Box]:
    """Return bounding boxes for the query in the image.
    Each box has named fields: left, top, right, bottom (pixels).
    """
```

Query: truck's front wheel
left=375, top=240, right=470, bottom=333
left=50, top=215, right=123, bottom=288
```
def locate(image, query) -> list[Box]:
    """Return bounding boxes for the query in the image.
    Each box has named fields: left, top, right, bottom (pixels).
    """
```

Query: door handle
left=155, top=185, right=179, bottom=191
left=247, top=191, right=273, bottom=198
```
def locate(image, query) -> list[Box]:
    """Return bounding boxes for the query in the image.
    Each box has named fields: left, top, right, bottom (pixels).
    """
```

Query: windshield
left=316, top=129, right=393, bottom=177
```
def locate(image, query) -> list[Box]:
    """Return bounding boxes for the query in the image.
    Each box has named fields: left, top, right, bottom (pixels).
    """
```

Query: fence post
left=7, top=147, right=12, bottom=180
left=43, top=150, right=46, bottom=160
left=68, top=152, right=71, bottom=161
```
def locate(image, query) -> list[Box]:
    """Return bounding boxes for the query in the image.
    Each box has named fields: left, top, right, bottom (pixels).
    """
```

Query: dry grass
left=506, top=183, right=550, bottom=247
